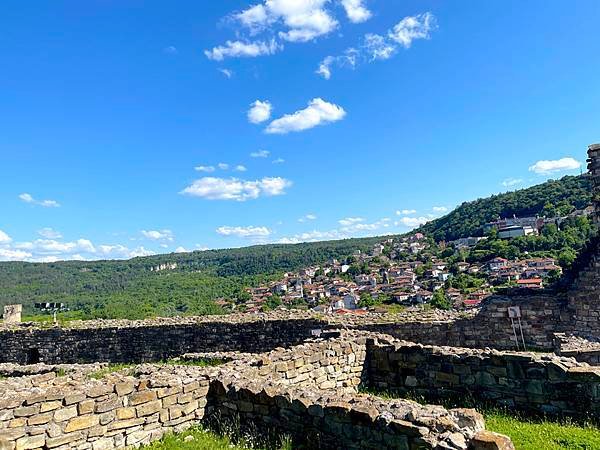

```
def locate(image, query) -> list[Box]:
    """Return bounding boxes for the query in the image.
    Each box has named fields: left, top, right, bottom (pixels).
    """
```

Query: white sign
left=508, top=306, right=521, bottom=319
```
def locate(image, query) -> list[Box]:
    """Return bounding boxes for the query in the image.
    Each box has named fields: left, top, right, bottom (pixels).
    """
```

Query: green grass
left=88, top=363, right=135, bottom=379
left=485, top=411, right=600, bottom=450
left=143, top=426, right=292, bottom=450
left=160, top=358, right=226, bottom=367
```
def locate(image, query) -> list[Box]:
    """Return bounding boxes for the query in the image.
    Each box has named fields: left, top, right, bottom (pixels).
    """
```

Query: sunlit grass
left=143, top=426, right=293, bottom=450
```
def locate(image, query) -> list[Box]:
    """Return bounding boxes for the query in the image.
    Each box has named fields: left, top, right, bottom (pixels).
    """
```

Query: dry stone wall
left=366, top=337, right=600, bottom=418
left=0, top=365, right=210, bottom=450
left=0, top=317, right=323, bottom=365
left=0, top=339, right=512, bottom=450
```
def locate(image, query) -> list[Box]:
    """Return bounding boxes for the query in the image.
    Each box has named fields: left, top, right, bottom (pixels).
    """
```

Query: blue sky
left=1, top=0, right=599, bottom=262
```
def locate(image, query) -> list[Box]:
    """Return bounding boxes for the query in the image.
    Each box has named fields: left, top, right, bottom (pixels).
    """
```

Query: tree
left=430, top=289, right=452, bottom=310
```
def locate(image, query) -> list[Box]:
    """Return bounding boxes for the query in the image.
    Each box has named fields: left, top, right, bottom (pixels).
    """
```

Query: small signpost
left=34, top=302, right=68, bottom=325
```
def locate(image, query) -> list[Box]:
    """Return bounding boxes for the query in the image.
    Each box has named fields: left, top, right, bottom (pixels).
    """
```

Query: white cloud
left=502, top=178, right=523, bottom=187
left=396, top=216, right=430, bottom=228
left=15, top=238, right=96, bottom=255
left=266, top=98, right=346, bottom=134
left=338, top=217, right=364, bottom=226
left=251, top=149, right=270, bottom=158
left=141, top=229, right=174, bottom=242
left=316, top=56, right=333, bottom=80
left=433, top=206, right=448, bottom=213
left=396, top=209, right=417, bottom=215
left=388, top=12, right=435, bottom=48
left=195, top=165, right=215, bottom=173
left=0, top=248, right=32, bottom=261
left=529, top=157, right=582, bottom=175
left=219, top=68, right=233, bottom=78
left=341, top=0, right=372, bottom=23
left=163, top=46, right=178, bottom=54
left=248, top=100, right=273, bottom=124
left=218, top=163, right=230, bottom=170
left=364, top=33, right=396, bottom=60
left=204, top=39, right=282, bottom=61
left=298, top=214, right=317, bottom=222
left=98, top=244, right=154, bottom=259
left=235, top=0, right=338, bottom=43
left=0, top=230, right=12, bottom=244
left=19, top=193, right=60, bottom=208
left=316, top=50, right=358, bottom=79
left=181, top=176, right=292, bottom=201
left=216, top=226, right=272, bottom=238
left=316, top=12, right=435, bottom=79
left=174, top=246, right=189, bottom=253
left=272, top=157, right=285, bottom=164
left=37, top=227, right=62, bottom=239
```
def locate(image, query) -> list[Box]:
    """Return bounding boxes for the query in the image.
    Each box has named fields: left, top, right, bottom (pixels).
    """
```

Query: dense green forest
left=419, top=175, right=592, bottom=242
left=0, top=175, right=594, bottom=320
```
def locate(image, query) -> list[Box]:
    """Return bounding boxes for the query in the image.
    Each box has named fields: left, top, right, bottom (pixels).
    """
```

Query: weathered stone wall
left=366, top=338, right=600, bottom=418
left=352, top=293, right=570, bottom=351
left=247, top=338, right=367, bottom=391
left=0, top=318, right=324, bottom=365
left=0, top=345, right=511, bottom=450
left=0, top=366, right=210, bottom=450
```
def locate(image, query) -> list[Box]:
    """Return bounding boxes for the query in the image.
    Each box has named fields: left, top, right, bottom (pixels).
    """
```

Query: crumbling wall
left=0, top=366, right=210, bottom=450
left=0, top=317, right=324, bottom=365
left=366, top=338, right=600, bottom=418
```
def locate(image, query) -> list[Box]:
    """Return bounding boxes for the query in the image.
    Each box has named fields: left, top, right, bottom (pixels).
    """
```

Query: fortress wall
left=366, top=338, right=600, bottom=418
left=0, top=319, right=324, bottom=365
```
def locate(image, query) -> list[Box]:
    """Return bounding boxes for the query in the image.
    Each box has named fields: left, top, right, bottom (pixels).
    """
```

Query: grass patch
left=160, top=358, right=226, bottom=367
left=88, top=363, right=135, bottom=379
left=143, top=426, right=292, bottom=450
left=485, top=411, right=600, bottom=450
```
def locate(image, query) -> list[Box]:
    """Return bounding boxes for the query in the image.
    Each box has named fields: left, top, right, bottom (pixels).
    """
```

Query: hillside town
left=232, top=214, right=569, bottom=315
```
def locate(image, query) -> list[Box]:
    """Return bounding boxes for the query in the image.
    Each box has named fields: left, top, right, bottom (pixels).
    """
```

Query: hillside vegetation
left=419, top=175, right=592, bottom=242
left=0, top=175, right=593, bottom=320
left=0, top=237, right=383, bottom=319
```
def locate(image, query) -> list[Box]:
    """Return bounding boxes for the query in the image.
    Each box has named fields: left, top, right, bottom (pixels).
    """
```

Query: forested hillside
left=419, top=175, right=592, bottom=242
left=0, top=237, right=383, bottom=319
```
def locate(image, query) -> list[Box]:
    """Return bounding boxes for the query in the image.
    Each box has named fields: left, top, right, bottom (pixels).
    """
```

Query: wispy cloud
left=204, top=39, right=282, bottom=61
left=248, top=100, right=273, bottom=124
left=19, top=193, right=61, bottom=208
left=396, top=209, right=417, bottom=215
left=219, top=68, right=233, bottom=78
left=298, top=214, right=317, bottom=223
left=432, top=206, right=448, bottom=213
left=0, top=230, right=11, bottom=244
left=141, top=229, right=174, bottom=242
left=338, top=217, right=364, bottom=226
left=180, top=177, right=292, bottom=201
left=502, top=178, right=523, bottom=187
left=317, top=12, right=436, bottom=79
left=395, top=216, right=430, bottom=228
left=37, top=227, right=62, bottom=239
left=163, top=46, right=178, bottom=55
left=272, top=158, right=285, bottom=164
left=216, top=225, right=272, bottom=237
left=529, top=157, right=581, bottom=175
left=250, top=149, right=270, bottom=158
left=195, top=165, right=216, bottom=173
left=266, top=98, right=346, bottom=134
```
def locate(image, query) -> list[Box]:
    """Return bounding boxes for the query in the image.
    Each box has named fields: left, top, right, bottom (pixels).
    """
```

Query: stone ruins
left=0, top=144, right=599, bottom=450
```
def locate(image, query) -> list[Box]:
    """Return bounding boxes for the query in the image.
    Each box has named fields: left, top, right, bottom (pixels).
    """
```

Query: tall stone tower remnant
left=588, top=143, right=600, bottom=225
